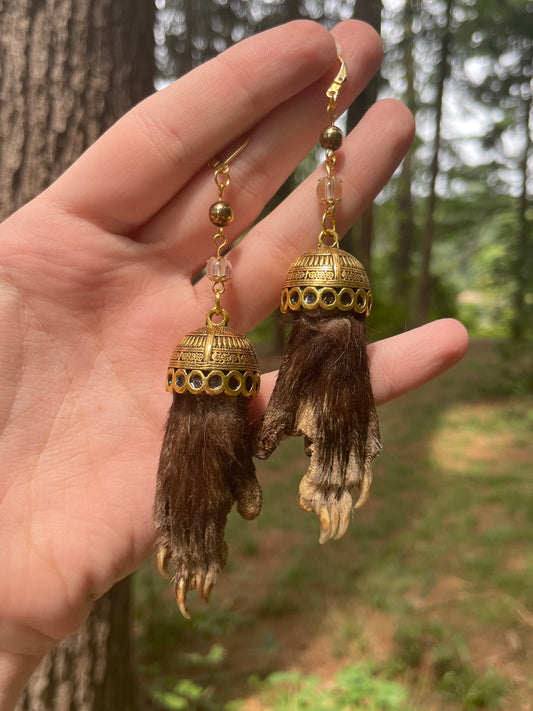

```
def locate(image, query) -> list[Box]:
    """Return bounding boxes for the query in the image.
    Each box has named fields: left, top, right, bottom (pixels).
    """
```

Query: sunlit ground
left=136, top=339, right=533, bottom=711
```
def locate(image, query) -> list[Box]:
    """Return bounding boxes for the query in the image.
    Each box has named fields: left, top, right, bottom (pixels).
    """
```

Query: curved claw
left=318, top=506, right=332, bottom=544
left=200, top=570, right=217, bottom=603
left=354, top=473, right=373, bottom=509
left=157, top=547, right=171, bottom=580
left=333, top=509, right=351, bottom=540
left=318, top=498, right=351, bottom=543
left=175, top=579, right=191, bottom=620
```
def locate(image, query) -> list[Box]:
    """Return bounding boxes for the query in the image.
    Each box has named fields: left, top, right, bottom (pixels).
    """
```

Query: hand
left=0, top=18, right=467, bottom=698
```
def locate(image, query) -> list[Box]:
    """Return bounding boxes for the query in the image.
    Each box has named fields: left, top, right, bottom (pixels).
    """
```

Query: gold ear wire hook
left=208, top=136, right=250, bottom=171
left=326, top=56, right=347, bottom=123
left=326, top=56, right=347, bottom=103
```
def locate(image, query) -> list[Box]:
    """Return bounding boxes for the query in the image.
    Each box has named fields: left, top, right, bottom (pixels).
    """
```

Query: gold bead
left=209, top=201, right=233, bottom=227
left=319, top=125, right=343, bottom=151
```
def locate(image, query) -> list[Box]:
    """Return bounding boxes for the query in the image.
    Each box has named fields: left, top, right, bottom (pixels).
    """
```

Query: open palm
left=0, top=19, right=466, bottom=670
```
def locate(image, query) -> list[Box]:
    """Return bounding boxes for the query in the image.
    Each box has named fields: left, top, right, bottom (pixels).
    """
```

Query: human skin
left=0, top=19, right=468, bottom=710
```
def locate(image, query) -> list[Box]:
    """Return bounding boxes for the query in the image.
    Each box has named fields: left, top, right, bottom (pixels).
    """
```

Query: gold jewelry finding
left=279, top=56, right=372, bottom=319
left=256, top=53, right=381, bottom=549
left=280, top=246, right=372, bottom=316
left=163, top=136, right=260, bottom=400
left=154, top=137, right=262, bottom=620
left=166, top=324, right=260, bottom=397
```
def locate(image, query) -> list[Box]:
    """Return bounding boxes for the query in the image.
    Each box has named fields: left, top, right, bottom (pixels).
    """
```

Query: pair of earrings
left=153, top=58, right=381, bottom=619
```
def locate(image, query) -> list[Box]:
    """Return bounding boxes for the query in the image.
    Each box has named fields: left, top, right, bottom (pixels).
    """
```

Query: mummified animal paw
left=154, top=394, right=262, bottom=618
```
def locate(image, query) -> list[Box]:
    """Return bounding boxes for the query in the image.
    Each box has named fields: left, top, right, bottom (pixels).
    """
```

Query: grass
left=135, top=339, right=533, bottom=710
left=243, top=664, right=412, bottom=711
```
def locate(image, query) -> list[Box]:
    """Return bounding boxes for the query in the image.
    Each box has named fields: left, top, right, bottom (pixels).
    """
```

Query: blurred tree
left=0, top=0, right=155, bottom=709
left=155, top=0, right=375, bottom=351
left=345, top=0, right=382, bottom=274
left=379, top=0, right=460, bottom=330
left=459, top=0, right=533, bottom=339
left=392, top=0, right=417, bottom=305
left=155, top=0, right=362, bottom=84
left=413, top=0, right=454, bottom=326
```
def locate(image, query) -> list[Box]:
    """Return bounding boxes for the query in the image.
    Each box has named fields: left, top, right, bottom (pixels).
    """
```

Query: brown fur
left=153, top=393, right=261, bottom=613
left=256, top=310, right=381, bottom=542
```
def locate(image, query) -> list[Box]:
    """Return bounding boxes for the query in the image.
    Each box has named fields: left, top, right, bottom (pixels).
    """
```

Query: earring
left=256, top=58, right=381, bottom=544
left=153, top=140, right=262, bottom=619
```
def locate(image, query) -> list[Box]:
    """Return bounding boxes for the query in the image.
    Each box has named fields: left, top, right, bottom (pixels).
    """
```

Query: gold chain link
left=322, top=204, right=337, bottom=235
left=214, top=229, right=227, bottom=258
left=321, top=141, right=338, bottom=241
left=318, top=57, right=346, bottom=248
left=214, top=165, right=231, bottom=200
left=325, top=149, right=336, bottom=178
left=206, top=138, right=249, bottom=320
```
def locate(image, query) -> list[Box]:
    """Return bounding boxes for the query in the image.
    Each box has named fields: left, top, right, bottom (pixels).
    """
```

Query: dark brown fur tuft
left=256, top=310, right=380, bottom=542
left=154, top=393, right=261, bottom=615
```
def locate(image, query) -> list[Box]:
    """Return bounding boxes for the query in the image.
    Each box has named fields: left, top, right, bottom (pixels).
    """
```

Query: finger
left=45, top=21, right=337, bottom=235
left=194, top=97, right=415, bottom=332
left=136, top=20, right=383, bottom=275
left=251, top=319, right=469, bottom=417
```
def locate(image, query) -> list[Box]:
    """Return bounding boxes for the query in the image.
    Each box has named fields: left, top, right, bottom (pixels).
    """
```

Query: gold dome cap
left=281, top=246, right=372, bottom=316
left=166, top=324, right=260, bottom=397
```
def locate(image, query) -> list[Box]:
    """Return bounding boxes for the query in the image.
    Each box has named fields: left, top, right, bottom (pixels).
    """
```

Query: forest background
left=2, top=0, right=532, bottom=710
left=154, top=0, right=533, bottom=343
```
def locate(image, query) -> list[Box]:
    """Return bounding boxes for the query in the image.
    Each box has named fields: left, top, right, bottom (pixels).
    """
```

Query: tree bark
left=0, top=0, right=155, bottom=219
left=413, top=0, right=453, bottom=326
left=0, top=1, right=155, bottom=709
left=16, top=580, right=143, bottom=711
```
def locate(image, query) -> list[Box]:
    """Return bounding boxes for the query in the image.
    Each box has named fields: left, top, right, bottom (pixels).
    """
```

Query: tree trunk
left=15, top=580, right=145, bottom=711
left=0, top=1, right=155, bottom=708
left=510, top=84, right=532, bottom=340
left=413, top=0, right=453, bottom=326
left=393, top=0, right=416, bottom=301
left=0, top=0, right=155, bottom=219
left=181, top=0, right=195, bottom=75
left=285, top=0, right=301, bottom=19
left=345, top=0, right=382, bottom=274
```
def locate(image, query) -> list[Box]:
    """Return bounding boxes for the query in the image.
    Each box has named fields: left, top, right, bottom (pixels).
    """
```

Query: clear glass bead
left=189, top=374, right=203, bottom=390
left=206, top=256, right=233, bottom=282
left=317, top=176, right=343, bottom=204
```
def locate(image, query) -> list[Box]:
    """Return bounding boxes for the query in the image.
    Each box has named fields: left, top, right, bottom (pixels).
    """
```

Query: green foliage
left=391, top=622, right=468, bottom=676
left=391, top=622, right=508, bottom=710
left=249, top=664, right=411, bottom=711
left=256, top=588, right=299, bottom=618
left=490, top=342, right=533, bottom=397
left=147, top=644, right=230, bottom=710
left=153, top=678, right=221, bottom=711
left=247, top=312, right=282, bottom=350
left=438, top=668, right=507, bottom=710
